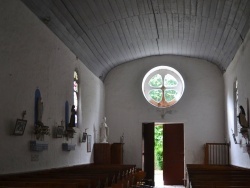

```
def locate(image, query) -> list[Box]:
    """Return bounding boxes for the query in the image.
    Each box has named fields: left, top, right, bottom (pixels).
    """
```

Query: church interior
left=1, top=0, right=250, bottom=187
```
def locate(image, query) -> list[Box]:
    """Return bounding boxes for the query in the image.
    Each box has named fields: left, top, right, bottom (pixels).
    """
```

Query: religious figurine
left=238, top=105, right=249, bottom=139
left=100, top=117, right=109, bottom=143
left=69, top=105, right=76, bottom=127
left=120, top=133, right=124, bottom=143
left=238, top=105, right=248, bottom=128
left=34, top=96, right=50, bottom=139
left=37, top=97, right=43, bottom=125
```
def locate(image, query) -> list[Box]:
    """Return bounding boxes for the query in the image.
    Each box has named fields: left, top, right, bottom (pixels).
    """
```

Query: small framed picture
left=87, top=135, right=91, bottom=152
left=13, top=119, right=27, bottom=135
left=82, top=132, right=87, bottom=142
left=56, top=126, right=64, bottom=138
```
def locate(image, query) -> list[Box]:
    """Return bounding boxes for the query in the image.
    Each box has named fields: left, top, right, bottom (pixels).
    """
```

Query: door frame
left=142, top=122, right=185, bottom=186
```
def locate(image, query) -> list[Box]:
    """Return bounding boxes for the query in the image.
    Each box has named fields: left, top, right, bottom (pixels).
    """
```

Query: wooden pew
left=187, top=164, right=250, bottom=188
left=0, top=176, right=92, bottom=188
left=105, top=170, right=146, bottom=188
left=0, top=181, right=78, bottom=188
left=0, top=164, right=136, bottom=188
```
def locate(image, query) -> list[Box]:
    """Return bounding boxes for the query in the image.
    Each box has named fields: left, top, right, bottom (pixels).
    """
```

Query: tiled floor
left=154, top=170, right=185, bottom=188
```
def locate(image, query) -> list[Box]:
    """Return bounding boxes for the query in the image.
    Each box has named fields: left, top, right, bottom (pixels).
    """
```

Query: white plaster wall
left=105, top=55, right=225, bottom=168
left=224, top=29, right=250, bottom=168
left=0, top=0, right=104, bottom=174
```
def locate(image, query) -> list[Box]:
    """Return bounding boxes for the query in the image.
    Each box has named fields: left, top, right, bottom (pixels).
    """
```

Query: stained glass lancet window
left=73, top=71, right=79, bottom=127
left=142, top=66, right=185, bottom=108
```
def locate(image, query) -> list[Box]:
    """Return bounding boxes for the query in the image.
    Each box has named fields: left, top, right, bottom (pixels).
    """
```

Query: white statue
left=100, top=117, right=109, bottom=143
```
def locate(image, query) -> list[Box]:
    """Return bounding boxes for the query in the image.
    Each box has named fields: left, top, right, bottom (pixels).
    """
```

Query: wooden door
left=142, top=123, right=154, bottom=185
left=163, top=123, right=184, bottom=185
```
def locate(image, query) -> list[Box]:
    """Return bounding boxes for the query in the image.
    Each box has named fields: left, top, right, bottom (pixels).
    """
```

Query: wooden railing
left=204, top=143, right=229, bottom=165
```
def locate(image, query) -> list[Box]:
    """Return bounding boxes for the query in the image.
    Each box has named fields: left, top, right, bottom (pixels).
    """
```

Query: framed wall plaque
left=13, top=119, right=27, bottom=135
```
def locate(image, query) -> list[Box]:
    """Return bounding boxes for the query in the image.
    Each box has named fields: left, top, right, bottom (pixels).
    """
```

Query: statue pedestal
left=62, top=143, right=76, bottom=151
left=94, top=143, right=111, bottom=164
left=100, top=140, right=108, bottom=143
left=94, top=143, right=124, bottom=164
left=30, top=140, right=48, bottom=152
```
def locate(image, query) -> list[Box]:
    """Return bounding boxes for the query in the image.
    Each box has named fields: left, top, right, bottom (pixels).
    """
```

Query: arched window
left=73, top=71, right=79, bottom=127
left=142, top=66, right=185, bottom=108
left=234, top=79, right=239, bottom=135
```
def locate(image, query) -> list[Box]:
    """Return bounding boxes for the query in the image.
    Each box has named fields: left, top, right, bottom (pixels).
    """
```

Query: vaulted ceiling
left=21, top=0, right=250, bottom=80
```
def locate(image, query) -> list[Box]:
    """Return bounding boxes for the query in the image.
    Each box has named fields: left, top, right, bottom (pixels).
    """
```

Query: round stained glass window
left=142, top=66, right=185, bottom=108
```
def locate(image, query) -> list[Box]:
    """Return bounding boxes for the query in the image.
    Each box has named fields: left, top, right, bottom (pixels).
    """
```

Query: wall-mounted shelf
left=62, top=143, right=76, bottom=151
left=30, top=140, right=48, bottom=151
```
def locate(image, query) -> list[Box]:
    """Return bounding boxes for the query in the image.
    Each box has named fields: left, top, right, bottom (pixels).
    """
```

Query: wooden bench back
left=187, top=164, right=250, bottom=188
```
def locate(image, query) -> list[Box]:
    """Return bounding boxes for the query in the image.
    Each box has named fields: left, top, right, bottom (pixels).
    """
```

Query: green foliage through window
left=164, top=74, right=178, bottom=87
left=149, top=74, right=162, bottom=87
left=149, top=89, right=162, bottom=102
left=164, top=90, right=177, bottom=102
left=142, top=66, right=185, bottom=108
left=155, top=125, right=163, bottom=170
left=148, top=74, right=179, bottom=104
